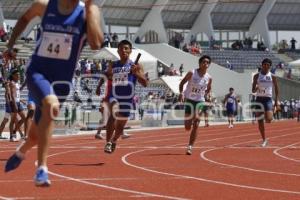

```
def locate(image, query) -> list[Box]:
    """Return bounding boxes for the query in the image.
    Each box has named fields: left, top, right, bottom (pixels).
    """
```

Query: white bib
left=184, top=70, right=210, bottom=102
left=112, top=73, right=128, bottom=85
left=37, top=32, right=73, bottom=60
left=227, top=97, right=234, bottom=103
left=15, top=82, right=20, bottom=102
left=190, top=83, right=206, bottom=99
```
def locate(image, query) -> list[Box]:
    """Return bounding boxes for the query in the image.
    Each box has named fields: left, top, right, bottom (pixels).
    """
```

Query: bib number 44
left=47, top=43, right=60, bottom=54
left=37, top=32, right=73, bottom=60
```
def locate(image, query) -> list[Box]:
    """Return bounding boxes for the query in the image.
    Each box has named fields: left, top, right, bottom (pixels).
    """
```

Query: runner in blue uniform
left=224, top=87, right=237, bottom=128
left=104, top=40, right=148, bottom=153
left=4, top=0, right=103, bottom=186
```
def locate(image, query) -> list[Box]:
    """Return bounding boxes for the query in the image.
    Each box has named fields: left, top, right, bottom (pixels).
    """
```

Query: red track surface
left=0, top=120, right=300, bottom=199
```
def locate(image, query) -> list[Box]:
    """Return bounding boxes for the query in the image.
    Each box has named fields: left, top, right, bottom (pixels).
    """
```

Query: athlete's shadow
left=54, top=162, right=104, bottom=167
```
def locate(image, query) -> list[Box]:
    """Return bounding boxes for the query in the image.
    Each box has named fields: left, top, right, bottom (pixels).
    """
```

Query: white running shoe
left=261, top=139, right=268, bottom=147
left=186, top=145, right=192, bottom=155
left=9, top=137, right=18, bottom=142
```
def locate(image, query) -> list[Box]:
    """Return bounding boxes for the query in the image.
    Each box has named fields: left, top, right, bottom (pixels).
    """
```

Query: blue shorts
left=109, top=97, right=133, bottom=117
left=5, top=103, right=12, bottom=113
left=16, top=102, right=25, bottom=112
left=226, top=108, right=236, bottom=116
left=6, top=102, right=24, bottom=113
left=255, top=97, right=273, bottom=112
left=27, top=71, right=70, bottom=123
left=28, top=92, right=35, bottom=106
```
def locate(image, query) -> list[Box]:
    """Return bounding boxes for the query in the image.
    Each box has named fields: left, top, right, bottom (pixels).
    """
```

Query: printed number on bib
left=113, top=73, right=128, bottom=85
left=37, top=32, right=73, bottom=60
left=227, top=98, right=234, bottom=103
left=16, top=91, right=20, bottom=101
left=190, top=85, right=205, bottom=98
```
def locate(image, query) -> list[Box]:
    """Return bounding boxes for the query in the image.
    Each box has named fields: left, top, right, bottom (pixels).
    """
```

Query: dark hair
left=9, top=69, right=19, bottom=80
left=262, top=58, right=272, bottom=66
left=229, top=87, right=234, bottom=91
left=118, top=40, right=132, bottom=49
left=199, top=55, right=211, bottom=64
left=11, top=69, right=19, bottom=75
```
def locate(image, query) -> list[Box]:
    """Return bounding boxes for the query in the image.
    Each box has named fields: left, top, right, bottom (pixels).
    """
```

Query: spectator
left=179, top=64, right=184, bottom=76
left=257, top=41, right=267, bottom=51
left=232, top=40, right=243, bottom=50
left=226, top=60, right=233, bottom=70
left=102, top=33, right=111, bottom=47
left=182, top=43, right=189, bottom=52
left=290, top=37, right=297, bottom=50
left=174, top=35, right=181, bottom=49
left=157, top=64, right=164, bottom=77
left=279, top=39, right=289, bottom=50
left=169, top=63, right=175, bottom=75
left=243, top=37, right=253, bottom=49
left=190, top=42, right=201, bottom=55
left=135, top=36, right=141, bottom=44
left=85, top=60, right=91, bottom=74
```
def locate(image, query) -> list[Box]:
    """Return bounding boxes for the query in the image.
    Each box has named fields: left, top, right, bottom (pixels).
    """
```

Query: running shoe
left=186, top=145, right=192, bottom=155
left=104, top=142, right=112, bottom=153
left=261, top=139, right=268, bottom=147
left=5, top=153, right=24, bottom=172
left=111, top=142, right=117, bottom=153
left=34, top=167, right=51, bottom=187
left=0, top=135, right=7, bottom=139
left=9, top=136, right=18, bottom=142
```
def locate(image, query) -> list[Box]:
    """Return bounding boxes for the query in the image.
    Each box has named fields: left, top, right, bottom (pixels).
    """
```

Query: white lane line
left=0, top=177, right=139, bottom=183
left=122, top=128, right=256, bottom=147
left=227, top=127, right=300, bottom=147
left=47, top=149, right=189, bottom=200
left=122, top=149, right=300, bottom=195
left=273, top=142, right=300, bottom=163
left=0, top=196, right=12, bottom=200
left=199, top=132, right=300, bottom=177
left=48, top=172, right=189, bottom=200
left=201, top=148, right=300, bottom=177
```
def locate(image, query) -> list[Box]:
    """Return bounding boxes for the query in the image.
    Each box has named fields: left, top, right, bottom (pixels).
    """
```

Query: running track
left=0, top=120, right=299, bottom=199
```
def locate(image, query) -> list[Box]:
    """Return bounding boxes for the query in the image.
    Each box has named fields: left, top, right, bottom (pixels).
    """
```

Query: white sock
left=38, top=165, right=48, bottom=172
left=15, top=151, right=25, bottom=160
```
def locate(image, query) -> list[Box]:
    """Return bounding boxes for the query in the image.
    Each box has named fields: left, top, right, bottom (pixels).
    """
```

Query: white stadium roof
left=1, top=0, right=300, bottom=31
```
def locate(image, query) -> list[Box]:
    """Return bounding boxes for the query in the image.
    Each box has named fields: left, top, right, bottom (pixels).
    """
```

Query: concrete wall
left=277, top=77, right=300, bottom=100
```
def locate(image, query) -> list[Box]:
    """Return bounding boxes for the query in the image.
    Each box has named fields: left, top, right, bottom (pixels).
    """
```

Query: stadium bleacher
left=200, top=48, right=283, bottom=72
